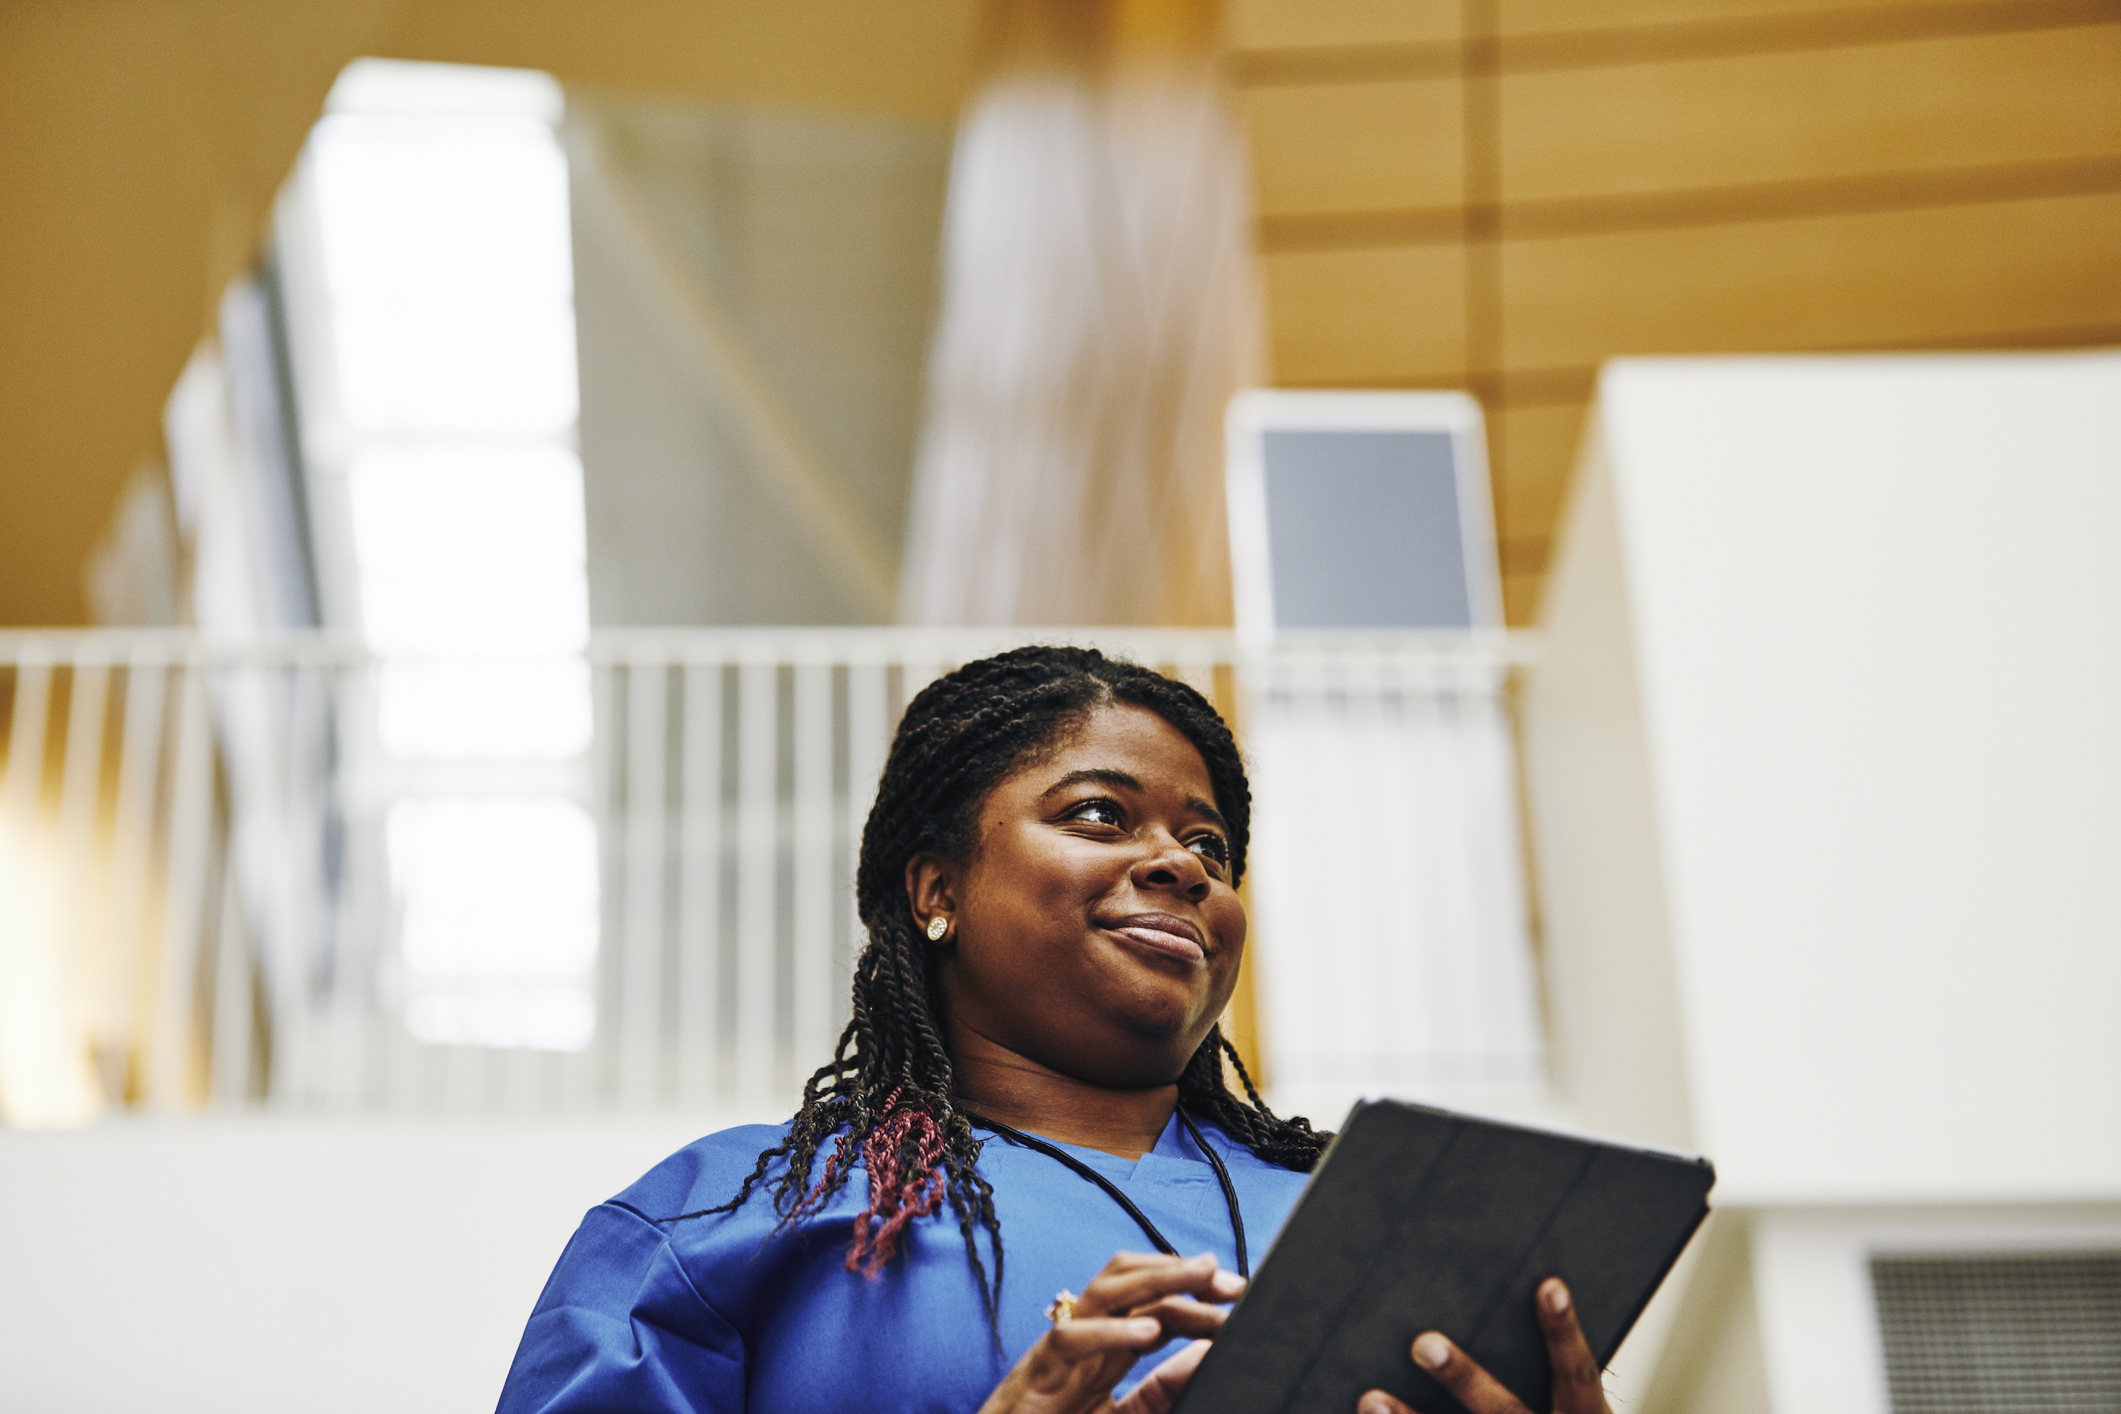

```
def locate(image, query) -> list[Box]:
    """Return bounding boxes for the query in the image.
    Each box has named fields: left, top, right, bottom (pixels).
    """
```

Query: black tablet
left=1175, top=1099, right=1714, bottom=1414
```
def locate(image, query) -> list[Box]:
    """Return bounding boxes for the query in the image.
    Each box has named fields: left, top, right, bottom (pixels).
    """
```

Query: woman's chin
left=1067, top=1057, right=1196, bottom=1092
left=1086, top=1007, right=1221, bottom=1082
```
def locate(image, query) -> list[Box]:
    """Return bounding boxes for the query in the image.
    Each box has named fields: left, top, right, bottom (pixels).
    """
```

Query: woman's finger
left=1075, top=1253, right=1246, bottom=1318
left=1404, top=1332, right=1534, bottom=1414
left=1114, top=1339, right=1211, bottom=1414
left=1077, top=1252, right=1244, bottom=1316
left=1089, top=1251, right=1182, bottom=1276
left=1533, top=1280, right=1609, bottom=1414
left=1039, top=1316, right=1169, bottom=1366
left=975, top=1252, right=1246, bottom=1414
left=977, top=1316, right=1165, bottom=1414
left=1123, top=1294, right=1231, bottom=1340
left=1372, top=1283, right=1611, bottom=1414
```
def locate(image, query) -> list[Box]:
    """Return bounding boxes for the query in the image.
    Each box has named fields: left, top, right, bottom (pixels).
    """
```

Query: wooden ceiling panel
left=1501, top=572, right=1547, bottom=625
left=1240, top=77, right=1464, bottom=216
left=0, top=0, right=398, bottom=626
left=0, top=0, right=981, bottom=624
left=384, top=0, right=977, bottom=121
left=1495, top=402, right=1591, bottom=540
left=1499, top=190, right=2121, bottom=372
left=1499, top=0, right=2008, bottom=37
left=1226, top=0, right=1459, bottom=51
left=1502, top=26, right=2121, bottom=203
left=1261, top=245, right=1466, bottom=383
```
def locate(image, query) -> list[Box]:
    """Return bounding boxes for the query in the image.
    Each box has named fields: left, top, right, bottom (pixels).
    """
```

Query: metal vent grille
left=1871, top=1251, right=2121, bottom=1414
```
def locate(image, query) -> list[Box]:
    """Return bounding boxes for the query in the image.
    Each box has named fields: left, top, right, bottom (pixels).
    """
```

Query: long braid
left=660, top=646, right=1328, bottom=1315
left=1177, top=1028, right=1329, bottom=1170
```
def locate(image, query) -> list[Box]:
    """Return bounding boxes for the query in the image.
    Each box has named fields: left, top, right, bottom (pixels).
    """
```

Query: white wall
left=568, top=98, right=948, bottom=627
left=1525, top=352, right=2121, bottom=1205
left=0, top=1112, right=770, bottom=1414
left=1516, top=420, right=1697, bottom=1154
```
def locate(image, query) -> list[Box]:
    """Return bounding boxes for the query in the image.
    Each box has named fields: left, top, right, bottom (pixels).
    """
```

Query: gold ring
left=1045, top=1290, right=1078, bottom=1326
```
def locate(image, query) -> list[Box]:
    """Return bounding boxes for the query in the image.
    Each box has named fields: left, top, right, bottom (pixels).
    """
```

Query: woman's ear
left=905, top=853, right=958, bottom=941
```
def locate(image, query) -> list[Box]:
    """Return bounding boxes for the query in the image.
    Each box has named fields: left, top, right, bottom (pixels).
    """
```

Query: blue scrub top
left=498, top=1112, right=1310, bottom=1413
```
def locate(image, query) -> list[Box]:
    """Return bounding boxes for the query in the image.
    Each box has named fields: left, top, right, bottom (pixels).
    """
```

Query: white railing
left=0, top=629, right=1541, bottom=1124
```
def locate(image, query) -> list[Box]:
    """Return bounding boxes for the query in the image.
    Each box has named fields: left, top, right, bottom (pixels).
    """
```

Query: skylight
left=288, top=58, right=599, bottom=1050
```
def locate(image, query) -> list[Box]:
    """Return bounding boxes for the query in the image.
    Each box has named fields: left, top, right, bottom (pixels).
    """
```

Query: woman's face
left=912, top=702, right=1247, bottom=1090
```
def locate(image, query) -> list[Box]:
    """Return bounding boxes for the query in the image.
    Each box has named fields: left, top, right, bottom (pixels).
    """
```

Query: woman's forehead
left=1008, top=703, right=1214, bottom=797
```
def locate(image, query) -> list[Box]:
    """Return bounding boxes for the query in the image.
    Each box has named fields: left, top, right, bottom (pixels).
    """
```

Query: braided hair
left=666, top=645, right=1328, bottom=1315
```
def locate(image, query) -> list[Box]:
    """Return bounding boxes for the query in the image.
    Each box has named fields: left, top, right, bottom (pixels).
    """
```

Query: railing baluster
left=676, top=658, right=724, bottom=1106
left=208, top=851, right=253, bottom=1105
left=54, top=657, right=111, bottom=1105
left=0, top=652, right=71, bottom=1120
left=843, top=662, right=889, bottom=1034
left=1365, top=647, right=1437, bottom=1069
left=1430, top=651, right=1488, bottom=1067
left=54, top=661, right=109, bottom=833
left=1247, top=652, right=1325, bottom=1101
left=570, top=659, right=623, bottom=1112
left=104, top=654, right=169, bottom=1107
left=269, top=661, right=323, bottom=1111
left=792, top=661, right=834, bottom=1082
left=1, top=647, right=53, bottom=834
left=1458, top=654, right=1542, bottom=1074
left=148, top=659, right=214, bottom=1112
left=327, top=659, right=380, bottom=1113
left=735, top=659, right=778, bottom=1104
left=207, top=660, right=275, bottom=1108
left=621, top=654, right=669, bottom=1107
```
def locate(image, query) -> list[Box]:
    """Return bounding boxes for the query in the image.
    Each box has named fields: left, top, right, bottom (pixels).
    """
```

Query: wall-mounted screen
left=1228, top=390, right=1501, bottom=641
left=1260, top=428, right=1469, bottom=629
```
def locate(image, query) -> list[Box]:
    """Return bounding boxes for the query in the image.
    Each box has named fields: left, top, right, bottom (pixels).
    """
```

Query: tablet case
left=1174, top=1099, right=1714, bottom=1414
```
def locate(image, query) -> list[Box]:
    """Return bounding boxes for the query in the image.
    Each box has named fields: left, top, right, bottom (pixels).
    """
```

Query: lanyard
left=964, top=1106, right=1250, bottom=1278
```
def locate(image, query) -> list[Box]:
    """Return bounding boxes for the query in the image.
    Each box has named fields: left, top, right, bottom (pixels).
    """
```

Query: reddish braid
left=846, top=1087, right=950, bottom=1276
left=659, top=646, right=1328, bottom=1320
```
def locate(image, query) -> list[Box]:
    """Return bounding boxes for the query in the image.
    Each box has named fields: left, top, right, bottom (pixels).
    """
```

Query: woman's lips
left=1104, top=915, right=1207, bottom=964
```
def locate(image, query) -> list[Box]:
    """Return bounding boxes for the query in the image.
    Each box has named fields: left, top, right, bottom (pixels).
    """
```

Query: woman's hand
left=1357, top=1279, right=1611, bottom=1414
left=977, top=1251, right=1246, bottom=1414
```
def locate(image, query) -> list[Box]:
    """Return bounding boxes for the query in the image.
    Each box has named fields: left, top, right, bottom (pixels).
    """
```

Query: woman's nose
left=1134, top=833, right=1211, bottom=902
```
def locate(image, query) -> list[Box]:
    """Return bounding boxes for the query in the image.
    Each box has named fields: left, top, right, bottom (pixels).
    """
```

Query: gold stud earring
left=926, top=916, right=949, bottom=942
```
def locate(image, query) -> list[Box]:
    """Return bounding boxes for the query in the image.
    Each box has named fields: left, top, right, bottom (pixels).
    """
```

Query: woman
left=498, top=647, right=1610, bottom=1414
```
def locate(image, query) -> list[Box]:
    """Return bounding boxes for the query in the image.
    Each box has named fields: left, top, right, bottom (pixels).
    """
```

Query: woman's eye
left=1188, top=834, right=1231, bottom=868
left=1067, top=799, right=1124, bottom=827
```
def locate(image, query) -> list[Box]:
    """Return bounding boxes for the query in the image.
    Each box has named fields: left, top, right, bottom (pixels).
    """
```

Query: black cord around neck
left=962, top=1105, right=1249, bottom=1278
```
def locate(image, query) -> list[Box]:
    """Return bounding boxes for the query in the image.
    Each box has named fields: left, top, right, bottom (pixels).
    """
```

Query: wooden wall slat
left=1256, top=154, right=2121, bottom=252
left=1225, top=0, right=1459, bottom=52
left=1498, top=0, right=2057, bottom=39
left=1501, top=154, right=2121, bottom=239
left=1499, top=190, right=2121, bottom=370
left=1495, top=0, right=2120, bottom=67
left=1262, top=245, right=1467, bottom=384
left=1231, top=1, right=2119, bottom=77
left=1240, top=78, right=1464, bottom=216
left=1503, top=26, right=2121, bottom=202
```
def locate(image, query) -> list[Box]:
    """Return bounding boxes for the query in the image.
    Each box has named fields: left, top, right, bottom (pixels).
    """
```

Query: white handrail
left=0, top=626, right=1542, bottom=666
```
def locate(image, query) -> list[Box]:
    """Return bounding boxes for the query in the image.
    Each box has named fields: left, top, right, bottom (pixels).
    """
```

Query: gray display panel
left=1261, top=428, right=1471, bottom=630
